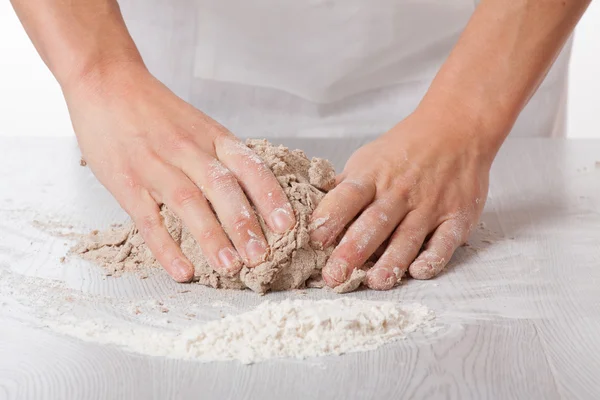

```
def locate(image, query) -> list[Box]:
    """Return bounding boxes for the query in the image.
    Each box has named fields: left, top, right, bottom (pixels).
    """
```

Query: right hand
left=64, top=62, right=295, bottom=282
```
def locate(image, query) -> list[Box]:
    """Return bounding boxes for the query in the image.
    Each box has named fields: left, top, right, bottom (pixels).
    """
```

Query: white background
left=0, top=1, right=598, bottom=138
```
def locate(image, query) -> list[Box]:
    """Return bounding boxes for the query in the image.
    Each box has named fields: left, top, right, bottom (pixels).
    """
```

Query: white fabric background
left=0, top=1, right=598, bottom=138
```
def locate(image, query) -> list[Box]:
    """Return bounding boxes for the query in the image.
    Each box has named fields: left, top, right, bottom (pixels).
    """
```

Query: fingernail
left=310, top=226, right=330, bottom=248
left=218, top=248, right=243, bottom=276
left=172, top=258, right=194, bottom=282
left=366, top=268, right=395, bottom=290
left=270, top=208, right=294, bottom=233
left=323, top=259, right=349, bottom=285
left=409, top=257, right=445, bottom=280
left=246, top=238, right=267, bottom=265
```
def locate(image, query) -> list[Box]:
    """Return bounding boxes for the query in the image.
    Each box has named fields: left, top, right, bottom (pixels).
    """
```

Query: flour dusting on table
left=0, top=269, right=434, bottom=364
left=50, top=298, right=434, bottom=364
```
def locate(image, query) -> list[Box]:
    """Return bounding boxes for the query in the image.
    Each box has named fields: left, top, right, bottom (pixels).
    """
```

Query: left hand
left=310, top=107, right=494, bottom=290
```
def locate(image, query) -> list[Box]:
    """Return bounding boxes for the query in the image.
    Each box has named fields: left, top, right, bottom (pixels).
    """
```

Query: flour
left=0, top=268, right=434, bottom=364
left=73, top=139, right=372, bottom=293
left=47, top=297, right=434, bottom=364
left=174, top=298, right=432, bottom=363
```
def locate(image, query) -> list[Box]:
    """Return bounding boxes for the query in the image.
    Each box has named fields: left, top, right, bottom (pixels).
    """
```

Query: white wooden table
left=0, top=137, right=599, bottom=400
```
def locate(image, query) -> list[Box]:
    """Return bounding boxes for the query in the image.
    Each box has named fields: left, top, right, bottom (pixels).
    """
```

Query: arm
left=10, top=0, right=141, bottom=90
left=310, top=0, right=591, bottom=290
left=421, top=0, right=590, bottom=156
left=11, top=0, right=296, bottom=281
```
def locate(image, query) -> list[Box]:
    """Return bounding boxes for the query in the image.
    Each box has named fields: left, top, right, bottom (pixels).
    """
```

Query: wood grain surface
left=0, top=137, right=599, bottom=400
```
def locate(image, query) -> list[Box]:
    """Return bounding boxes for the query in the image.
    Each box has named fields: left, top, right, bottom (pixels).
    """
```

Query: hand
left=310, top=107, right=493, bottom=290
left=65, top=63, right=295, bottom=282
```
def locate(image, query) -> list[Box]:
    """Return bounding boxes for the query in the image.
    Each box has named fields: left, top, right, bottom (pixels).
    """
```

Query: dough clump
left=73, top=139, right=368, bottom=293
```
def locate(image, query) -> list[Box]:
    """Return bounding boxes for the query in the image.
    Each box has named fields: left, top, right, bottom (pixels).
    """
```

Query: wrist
left=414, top=89, right=508, bottom=165
left=61, top=54, right=150, bottom=106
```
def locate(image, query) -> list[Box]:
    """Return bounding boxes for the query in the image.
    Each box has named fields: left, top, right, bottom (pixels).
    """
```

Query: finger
left=321, top=198, right=406, bottom=287
left=157, top=136, right=270, bottom=266
left=146, top=165, right=244, bottom=277
left=366, top=211, right=430, bottom=290
left=215, top=136, right=296, bottom=234
left=408, top=220, right=466, bottom=280
left=157, top=135, right=269, bottom=266
left=128, top=190, right=195, bottom=283
left=310, top=178, right=376, bottom=249
left=173, top=147, right=268, bottom=266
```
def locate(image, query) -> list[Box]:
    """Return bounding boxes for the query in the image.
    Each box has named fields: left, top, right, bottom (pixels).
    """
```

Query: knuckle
left=450, top=233, right=463, bottom=249
left=339, top=240, right=367, bottom=261
left=138, top=213, right=163, bottom=237
left=404, top=232, right=424, bottom=250
left=439, top=237, right=455, bottom=253
left=212, top=126, right=233, bottom=143
left=442, top=222, right=464, bottom=247
left=130, top=143, right=157, bottom=164
left=342, top=222, right=371, bottom=256
left=122, top=176, right=139, bottom=191
left=395, top=182, right=414, bottom=201
left=365, top=203, right=392, bottom=226
left=206, top=161, right=237, bottom=190
left=211, top=128, right=236, bottom=152
left=230, top=215, right=252, bottom=234
left=113, top=167, right=138, bottom=188
left=111, top=164, right=142, bottom=193
left=167, top=132, right=195, bottom=154
left=199, top=225, right=223, bottom=242
left=351, top=246, right=368, bottom=260
left=394, top=219, right=426, bottom=249
left=171, top=186, right=203, bottom=208
left=210, top=172, right=237, bottom=191
left=339, top=180, right=369, bottom=200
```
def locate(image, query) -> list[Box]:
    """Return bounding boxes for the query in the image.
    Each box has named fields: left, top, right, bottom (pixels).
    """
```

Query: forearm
left=420, top=0, right=590, bottom=155
left=10, top=0, right=144, bottom=90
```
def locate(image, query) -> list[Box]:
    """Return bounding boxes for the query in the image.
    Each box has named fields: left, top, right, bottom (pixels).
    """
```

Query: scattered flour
left=0, top=269, right=434, bottom=365
left=47, top=297, right=434, bottom=364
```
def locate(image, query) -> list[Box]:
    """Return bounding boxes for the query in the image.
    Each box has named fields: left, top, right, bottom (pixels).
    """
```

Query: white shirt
left=118, top=0, right=571, bottom=138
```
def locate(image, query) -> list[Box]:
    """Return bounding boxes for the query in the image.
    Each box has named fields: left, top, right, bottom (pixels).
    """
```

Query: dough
left=73, top=139, right=369, bottom=293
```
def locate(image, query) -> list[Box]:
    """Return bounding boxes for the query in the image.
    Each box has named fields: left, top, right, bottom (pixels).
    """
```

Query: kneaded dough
left=74, top=139, right=368, bottom=293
